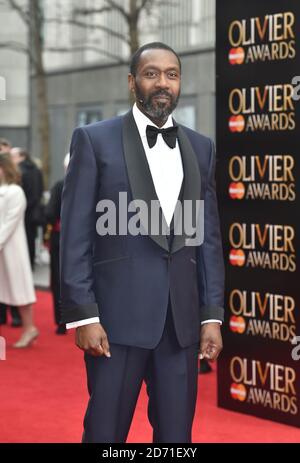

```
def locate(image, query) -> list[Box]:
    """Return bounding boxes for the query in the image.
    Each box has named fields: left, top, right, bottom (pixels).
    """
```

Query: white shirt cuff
left=201, top=319, right=222, bottom=325
left=66, top=318, right=221, bottom=330
left=66, top=317, right=100, bottom=329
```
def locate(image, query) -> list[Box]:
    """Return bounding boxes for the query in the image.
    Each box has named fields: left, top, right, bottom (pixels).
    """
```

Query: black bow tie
left=146, top=125, right=178, bottom=149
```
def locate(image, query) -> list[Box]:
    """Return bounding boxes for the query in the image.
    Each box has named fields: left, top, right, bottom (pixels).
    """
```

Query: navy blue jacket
left=60, top=109, right=225, bottom=348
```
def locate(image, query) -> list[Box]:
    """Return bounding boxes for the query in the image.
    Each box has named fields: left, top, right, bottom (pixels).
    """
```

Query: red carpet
left=0, top=290, right=300, bottom=443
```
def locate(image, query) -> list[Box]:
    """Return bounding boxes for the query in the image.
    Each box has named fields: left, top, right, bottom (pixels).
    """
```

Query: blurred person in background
left=0, top=138, right=22, bottom=327
left=0, top=138, right=11, bottom=154
left=10, top=147, right=44, bottom=268
left=199, top=357, right=212, bottom=374
left=0, top=153, right=39, bottom=348
left=44, top=153, right=70, bottom=335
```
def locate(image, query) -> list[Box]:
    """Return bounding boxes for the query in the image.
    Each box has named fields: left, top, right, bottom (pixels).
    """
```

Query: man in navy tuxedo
left=60, top=42, right=225, bottom=443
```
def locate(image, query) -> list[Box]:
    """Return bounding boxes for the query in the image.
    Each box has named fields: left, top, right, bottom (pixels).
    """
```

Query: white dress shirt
left=66, top=104, right=221, bottom=329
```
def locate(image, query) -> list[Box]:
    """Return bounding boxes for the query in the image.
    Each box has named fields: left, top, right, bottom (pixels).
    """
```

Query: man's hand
left=199, top=323, right=223, bottom=361
left=75, top=323, right=111, bottom=358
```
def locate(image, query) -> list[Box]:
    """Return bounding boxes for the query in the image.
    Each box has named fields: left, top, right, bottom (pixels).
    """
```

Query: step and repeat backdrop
left=216, top=0, right=300, bottom=427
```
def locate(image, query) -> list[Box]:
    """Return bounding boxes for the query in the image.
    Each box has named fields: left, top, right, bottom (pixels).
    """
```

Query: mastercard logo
left=229, top=182, right=245, bottom=199
left=229, top=249, right=246, bottom=267
left=229, top=115, right=245, bottom=133
left=229, top=47, right=245, bottom=65
left=229, top=316, right=246, bottom=334
left=230, top=383, right=247, bottom=401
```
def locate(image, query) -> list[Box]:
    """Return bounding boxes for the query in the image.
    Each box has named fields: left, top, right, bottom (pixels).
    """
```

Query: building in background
left=0, top=0, right=29, bottom=147
left=1, top=0, right=216, bottom=186
left=43, top=0, right=214, bottom=70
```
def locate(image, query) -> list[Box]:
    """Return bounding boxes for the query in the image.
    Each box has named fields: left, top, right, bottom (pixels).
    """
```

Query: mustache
left=150, top=90, right=173, bottom=99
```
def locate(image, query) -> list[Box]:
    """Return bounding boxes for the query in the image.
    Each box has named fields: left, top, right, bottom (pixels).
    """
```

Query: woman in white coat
left=0, top=153, right=39, bottom=348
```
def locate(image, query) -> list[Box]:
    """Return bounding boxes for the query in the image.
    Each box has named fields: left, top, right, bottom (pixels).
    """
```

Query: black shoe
left=199, top=359, right=212, bottom=374
left=56, top=324, right=67, bottom=335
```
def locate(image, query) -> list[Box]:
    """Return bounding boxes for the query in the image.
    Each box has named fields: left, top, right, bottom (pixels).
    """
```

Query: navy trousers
left=82, top=298, right=199, bottom=443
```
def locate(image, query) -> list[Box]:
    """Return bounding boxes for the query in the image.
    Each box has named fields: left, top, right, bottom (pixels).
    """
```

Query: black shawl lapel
left=171, top=124, right=201, bottom=253
left=122, top=109, right=169, bottom=251
left=122, top=109, right=201, bottom=254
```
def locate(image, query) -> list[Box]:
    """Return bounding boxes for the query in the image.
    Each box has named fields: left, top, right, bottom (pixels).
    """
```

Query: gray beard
left=142, top=100, right=176, bottom=121
left=135, top=84, right=180, bottom=122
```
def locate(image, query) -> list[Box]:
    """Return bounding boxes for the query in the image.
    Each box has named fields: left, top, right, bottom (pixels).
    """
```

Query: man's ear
left=128, top=73, right=136, bottom=96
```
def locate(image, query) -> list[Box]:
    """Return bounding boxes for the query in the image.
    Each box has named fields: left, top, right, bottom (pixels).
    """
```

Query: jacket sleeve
left=0, top=187, right=26, bottom=251
left=60, top=127, right=100, bottom=324
left=196, top=139, right=225, bottom=322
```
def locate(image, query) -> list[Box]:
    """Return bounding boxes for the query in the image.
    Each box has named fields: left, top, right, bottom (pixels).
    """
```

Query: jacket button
left=163, top=253, right=172, bottom=262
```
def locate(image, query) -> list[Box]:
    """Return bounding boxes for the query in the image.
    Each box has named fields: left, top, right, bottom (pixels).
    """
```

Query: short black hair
left=130, top=42, right=181, bottom=76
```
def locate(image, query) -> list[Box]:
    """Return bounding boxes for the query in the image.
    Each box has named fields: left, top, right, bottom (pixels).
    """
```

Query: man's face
left=129, top=49, right=181, bottom=122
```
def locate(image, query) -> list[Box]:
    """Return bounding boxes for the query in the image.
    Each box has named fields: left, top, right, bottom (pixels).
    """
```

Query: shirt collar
left=132, top=102, right=174, bottom=139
